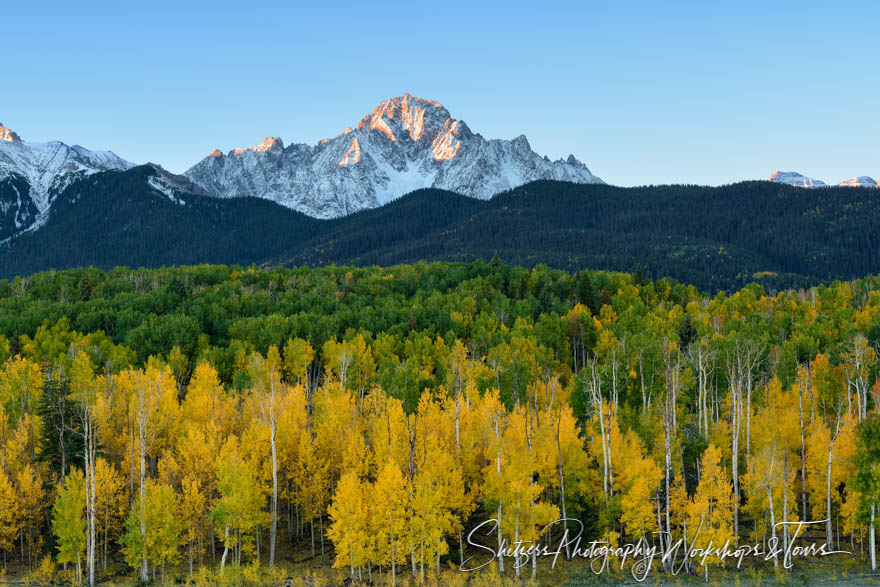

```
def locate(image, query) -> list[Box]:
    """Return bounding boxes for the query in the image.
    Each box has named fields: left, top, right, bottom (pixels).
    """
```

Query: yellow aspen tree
left=210, top=435, right=268, bottom=570
left=282, top=337, right=315, bottom=388
left=94, top=458, right=125, bottom=572
left=493, top=405, right=559, bottom=579
left=248, top=347, right=285, bottom=570
left=363, top=391, right=408, bottom=474
left=15, top=464, right=44, bottom=570
left=52, top=468, right=86, bottom=583
left=70, top=349, right=99, bottom=587
left=615, top=429, right=661, bottom=540
left=293, top=427, right=330, bottom=559
left=806, top=412, right=858, bottom=548
left=173, top=425, right=216, bottom=497
left=276, top=382, right=308, bottom=544
left=125, top=362, right=179, bottom=583
left=407, top=394, right=469, bottom=581
left=687, top=443, right=735, bottom=581
left=181, top=362, right=236, bottom=440
left=481, top=388, right=511, bottom=575
left=372, top=461, right=410, bottom=584
left=0, top=466, right=21, bottom=560
left=744, top=378, right=798, bottom=555
left=178, top=476, right=207, bottom=577
left=0, top=355, right=43, bottom=424
left=328, top=471, right=371, bottom=581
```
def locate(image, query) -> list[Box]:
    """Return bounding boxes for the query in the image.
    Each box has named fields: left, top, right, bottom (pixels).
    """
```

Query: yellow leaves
left=687, top=444, right=734, bottom=568
left=363, top=391, right=408, bottom=473
left=212, top=435, right=269, bottom=543
left=183, top=362, right=235, bottom=437
left=328, top=471, right=371, bottom=570
left=0, top=355, right=42, bottom=425
left=178, top=476, right=207, bottom=548
left=613, top=427, right=661, bottom=539
left=51, top=468, right=86, bottom=567
left=94, top=458, right=126, bottom=544
left=120, top=363, right=181, bottom=460
left=482, top=404, right=560, bottom=544
left=282, top=337, right=315, bottom=385
left=294, top=433, right=332, bottom=522
left=372, top=461, right=410, bottom=567
left=16, top=463, right=44, bottom=529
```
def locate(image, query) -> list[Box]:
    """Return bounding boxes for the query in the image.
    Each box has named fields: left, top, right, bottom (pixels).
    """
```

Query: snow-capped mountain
left=769, top=171, right=878, bottom=189
left=185, top=93, right=603, bottom=218
left=769, top=171, right=828, bottom=188
left=839, top=176, right=877, bottom=188
left=0, top=122, right=134, bottom=240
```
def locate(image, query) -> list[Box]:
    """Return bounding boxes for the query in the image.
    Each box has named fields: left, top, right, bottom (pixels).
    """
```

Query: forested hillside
left=2, top=167, right=880, bottom=292
left=0, top=166, right=321, bottom=276
left=0, top=262, right=880, bottom=584
left=279, top=180, right=880, bottom=291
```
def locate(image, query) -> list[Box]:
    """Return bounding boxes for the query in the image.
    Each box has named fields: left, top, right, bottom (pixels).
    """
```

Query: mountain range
left=769, top=170, right=878, bottom=188
left=2, top=95, right=880, bottom=289
left=185, top=93, right=603, bottom=218
left=0, top=163, right=879, bottom=291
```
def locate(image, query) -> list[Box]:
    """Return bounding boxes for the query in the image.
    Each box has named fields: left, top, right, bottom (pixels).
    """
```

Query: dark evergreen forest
left=2, top=165, right=879, bottom=291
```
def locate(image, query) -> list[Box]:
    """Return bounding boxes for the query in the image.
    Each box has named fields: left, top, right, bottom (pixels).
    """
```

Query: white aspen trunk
left=557, top=410, right=570, bottom=559
left=220, top=524, right=230, bottom=571
left=86, top=411, right=96, bottom=587
left=139, top=399, right=148, bottom=583
left=798, top=371, right=808, bottom=520
left=495, top=417, right=504, bottom=575
left=767, top=485, right=778, bottom=569
left=783, top=455, right=790, bottom=552
left=269, top=420, right=277, bottom=570
left=826, top=437, right=835, bottom=548
left=870, top=503, right=876, bottom=571
left=730, top=368, right=740, bottom=541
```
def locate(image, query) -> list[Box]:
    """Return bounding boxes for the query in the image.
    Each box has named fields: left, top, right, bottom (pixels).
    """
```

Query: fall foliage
left=0, top=262, right=874, bottom=583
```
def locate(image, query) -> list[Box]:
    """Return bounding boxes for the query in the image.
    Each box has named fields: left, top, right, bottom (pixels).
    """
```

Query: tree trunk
left=220, top=524, right=230, bottom=571
left=870, top=503, right=876, bottom=571
left=270, top=424, right=277, bottom=570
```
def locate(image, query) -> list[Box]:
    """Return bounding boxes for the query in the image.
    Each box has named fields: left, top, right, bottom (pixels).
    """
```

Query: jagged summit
left=185, top=93, right=603, bottom=218
left=0, top=123, right=20, bottom=143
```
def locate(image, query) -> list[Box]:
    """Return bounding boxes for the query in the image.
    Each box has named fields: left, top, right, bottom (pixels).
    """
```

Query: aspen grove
left=0, top=262, right=878, bottom=583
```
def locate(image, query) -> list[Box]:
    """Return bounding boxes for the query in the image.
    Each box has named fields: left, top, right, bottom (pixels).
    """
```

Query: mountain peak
left=185, top=95, right=603, bottom=218
left=769, top=171, right=828, bottom=188
left=839, top=176, right=877, bottom=188
left=250, top=136, right=283, bottom=153
left=0, top=123, right=21, bottom=143
left=356, top=93, right=452, bottom=143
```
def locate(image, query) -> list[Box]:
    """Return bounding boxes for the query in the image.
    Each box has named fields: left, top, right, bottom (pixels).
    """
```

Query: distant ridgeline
left=1, top=165, right=880, bottom=291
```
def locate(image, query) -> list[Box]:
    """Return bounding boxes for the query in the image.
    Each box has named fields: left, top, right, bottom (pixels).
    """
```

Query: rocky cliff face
left=185, top=93, right=603, bottom=218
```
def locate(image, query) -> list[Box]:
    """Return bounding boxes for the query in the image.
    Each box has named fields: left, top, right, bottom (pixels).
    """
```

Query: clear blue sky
left=3, top=1, right=878, bottom=185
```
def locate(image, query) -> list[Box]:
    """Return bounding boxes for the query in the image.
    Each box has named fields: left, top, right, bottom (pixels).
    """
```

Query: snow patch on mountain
left=0, top=125, right=134, bottom=231
left=769, top=171, right=828, bottom=188
left=770, top=171, right=878, bottom=189
left=185, top=93, right=604, bottom=219
left=839, top=176, right=877, bottom=188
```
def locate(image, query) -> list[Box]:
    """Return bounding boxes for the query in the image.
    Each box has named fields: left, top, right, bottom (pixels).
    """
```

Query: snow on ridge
left=184, top=93, right=604, bottom=219
left=0, top=134, right=134, bottom=240
left=770, top=171, right=879, bottom=189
